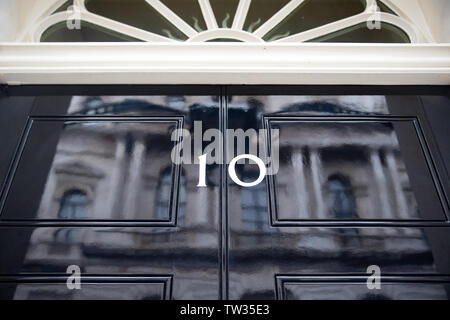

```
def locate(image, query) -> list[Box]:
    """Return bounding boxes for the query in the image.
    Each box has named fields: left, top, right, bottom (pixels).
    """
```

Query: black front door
left=0, top=86, right=449, bottom=300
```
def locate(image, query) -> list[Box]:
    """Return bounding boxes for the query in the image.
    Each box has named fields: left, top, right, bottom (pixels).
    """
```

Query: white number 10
left=197, top=154, right=266, bottom=188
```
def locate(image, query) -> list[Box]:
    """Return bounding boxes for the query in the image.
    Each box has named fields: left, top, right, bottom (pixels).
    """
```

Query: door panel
left=2, top=119, right=183, bottom=222
left=266, top=118, right=445, bottom=222
left=226, top=91, right=450, bottom=300
left=0, top=90, right=221, bottom=300
left=0, top=276, right=172, bottom=300
left=277, top=278, right=450, bottom=300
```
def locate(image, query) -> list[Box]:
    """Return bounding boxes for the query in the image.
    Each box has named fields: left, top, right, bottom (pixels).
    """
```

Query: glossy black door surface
left=0, top=87, right=222, bottom=300
left=0, top=86, right=449, bottom=300
left=225, top=88, right=450, bottom=300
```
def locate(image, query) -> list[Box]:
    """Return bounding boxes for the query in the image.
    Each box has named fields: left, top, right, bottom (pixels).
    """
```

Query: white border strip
left=0, top=43, right=449, bottom=85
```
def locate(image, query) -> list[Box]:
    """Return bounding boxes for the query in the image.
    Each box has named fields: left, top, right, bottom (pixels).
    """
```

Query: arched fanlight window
left=327, top=175, right=356, bottom=219
left=54, top=189, right=88, bottom=242
left=241, top=171, right=269, bottom=231
left=33, top=0, right=419, bottom=43
left=155, top=167, right=186, bottom=225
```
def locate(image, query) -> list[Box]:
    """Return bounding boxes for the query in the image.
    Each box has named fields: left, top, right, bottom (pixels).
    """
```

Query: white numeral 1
left=197, top=154, right=207, bottom=187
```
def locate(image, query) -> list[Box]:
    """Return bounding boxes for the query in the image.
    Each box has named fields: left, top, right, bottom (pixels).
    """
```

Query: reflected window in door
left=55, top=189, right=88, bottom=242
left=327, top=174, right=356, bottom=219
left=58, top=190, right=89, bottom=219
left=327, top=175, right=360, bottom=238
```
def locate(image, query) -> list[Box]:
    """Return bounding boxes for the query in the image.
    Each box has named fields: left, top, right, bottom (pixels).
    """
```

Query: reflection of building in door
left=14, top=95, right=447, bottom=300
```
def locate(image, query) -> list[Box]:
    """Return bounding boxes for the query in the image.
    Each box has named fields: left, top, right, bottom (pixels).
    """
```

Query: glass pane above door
left=39, top=0, right=414, bottom=43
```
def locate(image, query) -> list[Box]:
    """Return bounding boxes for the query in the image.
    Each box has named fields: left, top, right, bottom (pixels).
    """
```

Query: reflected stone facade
left=9, top=95, right=449, bottom=300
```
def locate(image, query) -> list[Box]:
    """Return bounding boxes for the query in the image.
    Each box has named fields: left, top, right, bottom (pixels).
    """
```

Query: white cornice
left=0, top=43, right=449, bottom=85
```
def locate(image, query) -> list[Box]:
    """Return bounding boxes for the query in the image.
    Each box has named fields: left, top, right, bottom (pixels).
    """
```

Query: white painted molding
left=0, top=43, right=449, bottom=85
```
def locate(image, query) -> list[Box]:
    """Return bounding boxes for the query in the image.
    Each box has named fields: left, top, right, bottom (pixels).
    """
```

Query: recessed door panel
left=0, top=276, right=172, bottom=300
left=1, top=119, right=184, bottom=222
left=277, top=276, right=450, bottom=300
left=265, top=118, right=446, bottom=222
